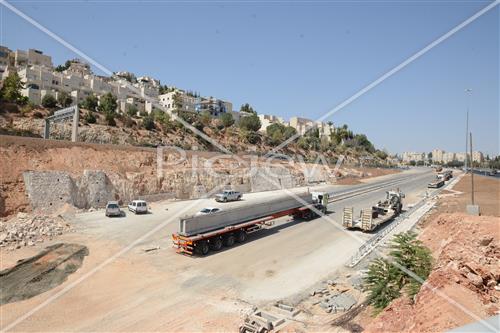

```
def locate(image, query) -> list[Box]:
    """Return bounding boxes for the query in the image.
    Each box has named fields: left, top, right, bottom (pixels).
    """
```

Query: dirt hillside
left=364, top=175, right=500, bottom=332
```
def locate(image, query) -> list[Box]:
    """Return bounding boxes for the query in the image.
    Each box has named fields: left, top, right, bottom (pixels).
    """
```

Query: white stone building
left=432, top=149, right=445, bottom=163
left=14, top=49, right=53, bottom=68
left=258, top=114, right=285, bottom=133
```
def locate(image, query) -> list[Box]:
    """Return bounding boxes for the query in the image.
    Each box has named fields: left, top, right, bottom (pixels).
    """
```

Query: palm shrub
left=364, top=231, right=432, bottom=314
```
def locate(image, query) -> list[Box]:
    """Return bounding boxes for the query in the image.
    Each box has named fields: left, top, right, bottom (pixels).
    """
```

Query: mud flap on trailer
left=172, top=234, right=194, bottom=255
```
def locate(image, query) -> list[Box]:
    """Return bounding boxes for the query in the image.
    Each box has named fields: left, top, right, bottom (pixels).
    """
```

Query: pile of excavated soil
left=364, top=212, right=500, bottom=333
left=0, top=243, right=88, bottom=305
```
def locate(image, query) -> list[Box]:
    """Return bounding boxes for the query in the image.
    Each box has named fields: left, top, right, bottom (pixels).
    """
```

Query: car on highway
left=195, top=207, right=222, bottom=216
left=105, top=201, right=122, bottom=217
left=128, top=200, right=148, bottom=214
left=215, top=190, right=242, bottom=202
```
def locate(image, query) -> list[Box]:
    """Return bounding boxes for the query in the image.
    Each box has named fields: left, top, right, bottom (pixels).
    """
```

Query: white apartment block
left=402, top=152, right=425, bottom=162
left=432, top=149, right=445, bottom=163
left=289, top=117, right=314, bottom=136
left=0, top=46, right=11, bottom=80
left=472, top=151, right=484, bottom=163
left=197, top=97, right=232, bottom=116
left=158, top=91, right=198, bottom=114
left=288, top=116, right=333, bottom=139
left=258, top=114, right=285, bottom=132
left=455, top=152, right=467, bottom=162
left=442, top=152, right=456, bottom=163
left=14, top=49, right=53, bottom=68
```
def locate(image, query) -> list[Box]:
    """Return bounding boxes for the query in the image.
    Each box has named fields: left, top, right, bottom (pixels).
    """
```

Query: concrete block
left=466, top=205, right=480, bottom=216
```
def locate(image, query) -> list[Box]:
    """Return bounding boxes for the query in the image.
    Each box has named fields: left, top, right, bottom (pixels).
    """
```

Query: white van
left=128, top=200, right=148, bottom=214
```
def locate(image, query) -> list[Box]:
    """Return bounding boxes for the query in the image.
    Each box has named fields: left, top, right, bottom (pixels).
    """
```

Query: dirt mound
left=0, top=243, right=88, bottom=305
left=365, top=213, right=500, bottom=332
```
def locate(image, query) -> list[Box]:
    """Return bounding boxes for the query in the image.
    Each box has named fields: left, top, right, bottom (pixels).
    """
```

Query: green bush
left=239, top=113, right=261, bottom=132
left=126, top=104, right=138, bottom=117
left=41, top=94, right=57, bottom=108
left=82, top=94, right=98, bottom=111
left=105, top=112, right=116, bottom=126
left=57, top=91, right=73, bottom=108
left=0, top=72, right=23, bottom=103
left=98, top=93, right=117, bottom=114
left=143, top=114, right=155, bottom=130
left=220, top=112, right=234, bottom=128
left=84, top=112, right=97, bottom=124
left=364, top=232, right=432, bottom=314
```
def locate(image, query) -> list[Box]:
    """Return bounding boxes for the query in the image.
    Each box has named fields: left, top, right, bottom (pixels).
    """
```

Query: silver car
left=215, top=190, right=242, bottom=202
left=105, top=201, right=122, bottom=217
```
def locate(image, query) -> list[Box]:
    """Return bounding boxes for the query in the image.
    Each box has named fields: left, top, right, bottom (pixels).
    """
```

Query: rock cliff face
left=1, top=136, right=334, bottom=215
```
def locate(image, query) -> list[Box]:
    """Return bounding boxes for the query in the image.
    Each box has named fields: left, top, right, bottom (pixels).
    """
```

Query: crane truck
left=172, top=191, right=329, bottom=256
left=342, top=189, right=404, bottom=232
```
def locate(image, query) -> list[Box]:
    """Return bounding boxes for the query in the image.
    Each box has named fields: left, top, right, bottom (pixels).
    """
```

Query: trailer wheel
left=196, top=241, right=210, bottom=256
left=224, top=234, right=235, bottom=247
left=209, top=237, right=223, bottom=251
left=236, top=230, right=247, bottom=243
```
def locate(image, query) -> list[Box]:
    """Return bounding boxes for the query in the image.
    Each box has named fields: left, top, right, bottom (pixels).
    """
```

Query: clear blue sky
left=2, top=0, right=498, bottom=156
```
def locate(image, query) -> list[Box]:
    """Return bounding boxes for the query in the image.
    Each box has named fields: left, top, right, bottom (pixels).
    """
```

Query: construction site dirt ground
left=327, top=173, right=500, bottom=333
left=0, top=169, right=433, bottom=332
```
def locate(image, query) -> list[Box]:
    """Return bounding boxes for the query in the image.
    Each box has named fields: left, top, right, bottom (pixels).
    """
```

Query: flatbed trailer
left=342, top=190, right=404, bottom=232
left=172, top=203, right=324, bottom=256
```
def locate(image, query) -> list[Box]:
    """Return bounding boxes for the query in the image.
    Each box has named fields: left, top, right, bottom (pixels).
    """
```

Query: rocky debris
left=0, top=212, right=71, bottom=250
left=365, top=213, right=500, bottom=333
left=310, top=280, right=358, bottom=314
left=319, top=292, right=357, bottom=313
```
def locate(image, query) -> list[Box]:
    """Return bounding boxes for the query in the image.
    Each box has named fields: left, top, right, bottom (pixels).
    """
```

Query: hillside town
left=0, top=46, right=334, bottom=140
left=401, top=149, right=486, bottom=165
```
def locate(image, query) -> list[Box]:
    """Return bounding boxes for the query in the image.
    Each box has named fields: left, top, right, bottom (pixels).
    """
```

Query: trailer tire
left=209, top=237, right=223, bottom=251
left=196, top=241, right=210, bottom=256
left=224, top=234, right=235, bottom=247
left=236, top=230, right=247, bottom=243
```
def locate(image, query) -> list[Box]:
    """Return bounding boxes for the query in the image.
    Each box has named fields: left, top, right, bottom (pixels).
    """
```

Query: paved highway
left=2, top=168, right=437, bottom=332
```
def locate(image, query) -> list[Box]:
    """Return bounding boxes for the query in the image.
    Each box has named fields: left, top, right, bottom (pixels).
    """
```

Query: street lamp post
left=465, top=89, right=472, bottom=172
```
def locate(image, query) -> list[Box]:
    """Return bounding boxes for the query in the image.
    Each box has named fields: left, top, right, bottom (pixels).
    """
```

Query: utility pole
left=470, top=132, right=475, bottom=205
left=465, top=89, right=472, bottom=172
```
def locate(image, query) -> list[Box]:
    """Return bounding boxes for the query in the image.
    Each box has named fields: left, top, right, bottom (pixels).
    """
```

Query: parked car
left=128, top=200, right=148, bottom=214
left=195, top=207, right=222, bottom=216
left=215, top=190, right=242, bottom=202
left=105, top=201, right=122, bottom=217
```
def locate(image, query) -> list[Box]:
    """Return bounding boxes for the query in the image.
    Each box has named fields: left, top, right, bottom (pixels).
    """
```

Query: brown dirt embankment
left=1, top=135, right=397, bottom=218
left=364, top=175, right=500, bottom=333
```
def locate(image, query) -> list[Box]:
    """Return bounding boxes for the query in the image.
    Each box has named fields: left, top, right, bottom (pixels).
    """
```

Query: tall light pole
left=465, top=89, right=472, bottom=171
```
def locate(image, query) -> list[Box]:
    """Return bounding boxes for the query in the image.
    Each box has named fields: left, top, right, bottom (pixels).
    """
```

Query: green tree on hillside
left=240, top=103, right=256, bottom=114
left=81, top=94, right=98, bottom=111
left=57, top=91, right=73, bottom=107
left=220, top=112, right=234, bottom=128
left=41, top=94, right=57, bottom=108
left=0, top=72, right=24, bottom=103
left=239, top=113, right=261, bottom=132
left=98, top=93, right=118, bottom=114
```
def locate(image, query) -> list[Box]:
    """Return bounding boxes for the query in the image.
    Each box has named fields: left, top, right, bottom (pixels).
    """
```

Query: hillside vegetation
left=0, top=73, right=389, bottom=166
